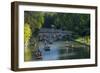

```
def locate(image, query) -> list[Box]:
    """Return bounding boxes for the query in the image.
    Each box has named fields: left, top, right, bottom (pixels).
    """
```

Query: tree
left=52, top=13, right=90, bottom=37
left=24, top=23, right=32, bottom=61
left=24, top=23, right=32, bottom=46
left=24, top=11, right=44, bottom=32
left=24, top=11, right=45, bottom=59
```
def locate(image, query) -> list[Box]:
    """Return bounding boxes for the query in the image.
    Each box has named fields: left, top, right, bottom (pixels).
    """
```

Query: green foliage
left=24, top=23, right=32, bottom=61
left=24, top=11, right=44, bottom=32
left=24, top=48, right=32, bottom=61
left=24, top=11, right=90, bottom=37
left=24, top=11, right=44, bottom=50
left=53, top=13, right=90, bottom=36
left=24, top=23, right=32, bottom=43
left=75, top=36, right=90, bottom=45
left=38, top=12, right=90, bottom=37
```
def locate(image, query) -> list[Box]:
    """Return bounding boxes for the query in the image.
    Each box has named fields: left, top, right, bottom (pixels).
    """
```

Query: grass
left=75, top=36, right=90, bottom=45
left=24, top=48, right=32, bottom=61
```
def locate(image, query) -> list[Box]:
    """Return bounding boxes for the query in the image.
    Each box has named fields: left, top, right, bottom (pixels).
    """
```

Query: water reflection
left=35, top=41, right=90, bottom=61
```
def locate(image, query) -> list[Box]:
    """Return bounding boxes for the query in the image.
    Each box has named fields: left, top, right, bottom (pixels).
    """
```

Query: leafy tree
left=24, top=23, right=32, bottom=61
left=52, top=13, right=90, bottom=37
left=24, top=11, right=44, bottom=32
left=24, top=23, right=32, bottom=44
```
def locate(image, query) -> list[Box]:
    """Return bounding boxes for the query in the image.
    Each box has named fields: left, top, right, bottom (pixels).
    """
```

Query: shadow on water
left=59, top=46, right=90, bottom=60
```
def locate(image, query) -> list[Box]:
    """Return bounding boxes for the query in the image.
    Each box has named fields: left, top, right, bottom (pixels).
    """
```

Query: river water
left=38, top=40, right=90, bottom=60
left=39, top=41, right=67, bottom=60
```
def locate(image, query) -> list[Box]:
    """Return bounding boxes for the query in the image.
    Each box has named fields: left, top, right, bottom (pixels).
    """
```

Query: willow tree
left=24, top=11, right=45, bottom=52
left=24, top=11, right=44, bottom=32
left=24, top=23, right=32, bottom=61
